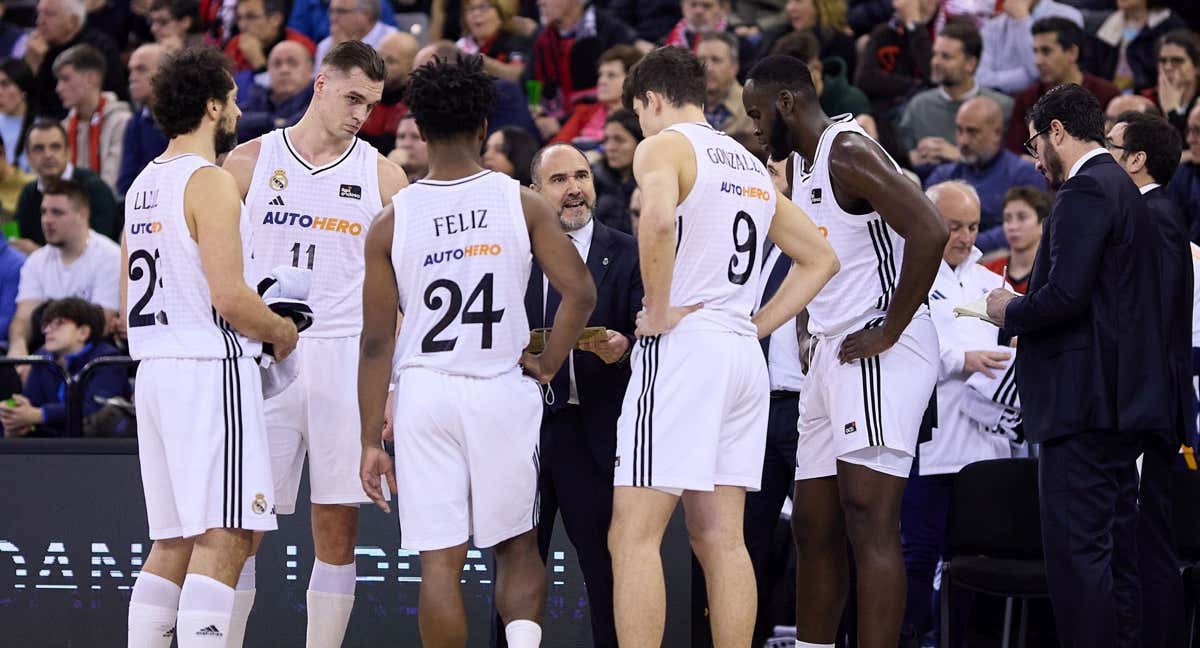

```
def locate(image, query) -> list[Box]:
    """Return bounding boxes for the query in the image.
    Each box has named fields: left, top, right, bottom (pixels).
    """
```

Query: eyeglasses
left=1189, top=126, right=1200, bottom=138
left=1159, top=56, right=1189, bottom=68
left=1023, top=125, right=1050, bottom=159
left=1106, top=140, right=1128, bottom=152
left=464, top=2, right=495, bottom=14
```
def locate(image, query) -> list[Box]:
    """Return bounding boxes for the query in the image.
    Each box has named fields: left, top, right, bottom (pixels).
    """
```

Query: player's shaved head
left=959, top=96, right=1003, bottom=130
left=530, top=142, right=586, bottom=185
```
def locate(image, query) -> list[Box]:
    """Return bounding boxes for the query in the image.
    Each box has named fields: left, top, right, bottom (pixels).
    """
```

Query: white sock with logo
left=504, top=619, right=543, bottom=648
left=128, top=571, right=181, bottom=648
left=226, top=556, right=256, bottom=647
left=176, top=574, right=235, bottom=647
left=305, top=559, right=356, bottom=648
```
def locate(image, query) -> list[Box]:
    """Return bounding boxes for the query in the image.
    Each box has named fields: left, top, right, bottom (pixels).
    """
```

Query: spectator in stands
left=553, top=45, right=640, bottom=147
left=456, top=0, right=532, bottom=82
left=627, top=185, right=641, bottom=237
left=0, top=296, right=127, bottom=437
left=661, top=0, right=729, bottom=52
left=483, top=125, right=539, bottom=185
left=592, top=108, right=641, bottom=233
left=1090, top=0, right=1185, bottom=94
left=1144, top=29, right=1200, bottom=141
left=1169, top=103, right=1200, bottom=242
left=1004, top=17, right=1121, bottom=155
left=225, top=0, right=318, bottom=75
left=86, top=0, right=142, bottom=53
left=0, top=2, right=29, bottom=58
left=0, top=223, right=23, bottom=349
left=288, top=0, right=398, bottom=45
left=0, top=138, right=32, bottom=220
left=1105, top=93, right=1158, bottom=133
left=388, top=113, right=428, bottom=182
left=770, top=31, right=871, bottom=126
left=117, top=44, right=168, bottom=197
left=24, top=0, right=125, bottom=119
left=611, top=0, right=681, bottom=45
left=927, top=96, right=1046, bottom=252
left=53, top=44, right=130, bottom=197
left=982, top=186, right=1050, bottom=293
left=530, top=0, right=637, bottom=131
left=13, top=120, right=117, bottom=250
left=314, top=0, right=398, bottom=67
left=413, top=40, right=540, bottom=138
left=8, top=179, right=119, bottom=361
left=698, top=32, right=754, bottom=145
left=904, top=180, right=1012, bottom=646
left=855, top=0, right=937, bottom=113
left=975, top=0, right=1083, bottom=95
left=236, top=40, right=315, bottom=141
left=360, top=31, right=418, bottom=154
left=0, top=58, right=33, bottom=173
left=758, top=0, right=857, bottom=76
left=147, top=0, right=208, bottom=51
left=901, top=20, right=1013, bottom=170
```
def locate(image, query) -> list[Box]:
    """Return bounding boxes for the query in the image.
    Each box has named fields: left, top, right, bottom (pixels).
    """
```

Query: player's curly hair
left=150, top=47, right=234, bottom=139
left=404, top=54, right=497, bottom=142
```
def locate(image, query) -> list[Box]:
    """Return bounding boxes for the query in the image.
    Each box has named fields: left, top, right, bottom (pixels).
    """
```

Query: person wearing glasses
left=1169, top=102, right=1200, bottom=242
left=986, top=83, right=1172, bottom=647
left=224, top=0, right=318, bottom=75
left=455, top=0, right=532, bottom=83
left=1089, top=0, right=1185, bottom=94
left=1142, top=28, right=1200, bottom=142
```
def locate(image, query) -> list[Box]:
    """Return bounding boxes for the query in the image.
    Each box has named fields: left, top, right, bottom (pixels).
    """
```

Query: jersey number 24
left=422, top=273, right=505, bottom=353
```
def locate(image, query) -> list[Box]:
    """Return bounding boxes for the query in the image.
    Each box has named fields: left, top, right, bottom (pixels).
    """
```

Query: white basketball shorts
left=614, top=330, right=770, bottom=493
left=136, top=357, right=277, bottom=540
left=795, top=314, right=939, bottom=480
left=266, top=336, right=371, bottom=514
left=392, top=366, right=543, bottom=551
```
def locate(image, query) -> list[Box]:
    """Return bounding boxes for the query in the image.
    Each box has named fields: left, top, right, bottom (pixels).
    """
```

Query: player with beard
left=220, top=40, right=407, bottom=647
left=742, top=55, right=948, bottom=648
left=124, top=48, right=300, bottom=648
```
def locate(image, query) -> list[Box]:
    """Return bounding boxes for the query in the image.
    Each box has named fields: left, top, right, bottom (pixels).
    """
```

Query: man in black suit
left=512, top=143, right=642, bottom=647
left=1106, top=110, right=1191, bottom=648
left=985, top=84, right=1173, bottom=647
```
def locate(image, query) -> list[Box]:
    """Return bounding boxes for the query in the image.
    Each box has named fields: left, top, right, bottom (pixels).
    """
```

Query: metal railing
left=0, top=355, right=137, bottom=438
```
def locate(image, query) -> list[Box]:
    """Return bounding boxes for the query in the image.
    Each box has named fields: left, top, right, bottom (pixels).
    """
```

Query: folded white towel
left=961, top=347, right=1023, bottom=442
left=257, top=266, right=314, bottom=398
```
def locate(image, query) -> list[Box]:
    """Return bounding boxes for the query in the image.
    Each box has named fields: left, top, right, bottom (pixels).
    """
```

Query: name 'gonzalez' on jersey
left=389, top=170, right=533, bottom=379
left=125, top=154, right=261, bottom=360
left=664, top=122, right=776, bottom=336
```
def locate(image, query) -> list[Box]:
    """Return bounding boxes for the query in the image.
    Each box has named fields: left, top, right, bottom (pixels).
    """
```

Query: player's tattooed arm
left=376, top=153, right=409, bottom=207
left=754, top=195, right=839, bottom=339
left=358, top=206, right=399, bottom=512
left=220, top=139, right=264, bottom=200
left=829, top=132, right=948, bottom=363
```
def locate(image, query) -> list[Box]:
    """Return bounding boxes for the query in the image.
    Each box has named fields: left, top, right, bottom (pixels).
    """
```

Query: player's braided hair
left=403, top=54, right=497, bottom=142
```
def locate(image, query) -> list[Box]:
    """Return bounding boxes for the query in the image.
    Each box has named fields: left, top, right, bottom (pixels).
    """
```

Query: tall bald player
left=222, top=40, right=407, bottom=647
left=743, top=56, right=948, bottom=648
left=609, top=47, right=838, bottom=648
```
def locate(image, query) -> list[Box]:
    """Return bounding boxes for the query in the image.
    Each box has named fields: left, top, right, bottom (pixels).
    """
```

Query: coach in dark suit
left=495, top=143, right=641, bottom=648
left=1107, top=110, right=1192, bottom=648
left=986, top=84, right=1173, bottom=647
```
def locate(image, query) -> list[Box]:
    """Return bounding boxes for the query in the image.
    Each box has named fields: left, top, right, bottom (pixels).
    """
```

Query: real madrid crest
left=269, top=168, right=288, bottom=191
left=252, top=493, right=268, bottom=515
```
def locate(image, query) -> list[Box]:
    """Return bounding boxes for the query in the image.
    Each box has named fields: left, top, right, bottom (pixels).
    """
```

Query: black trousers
left=1137, top=438, right=1185, bottom=648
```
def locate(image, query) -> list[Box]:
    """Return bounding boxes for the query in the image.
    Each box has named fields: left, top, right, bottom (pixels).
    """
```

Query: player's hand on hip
left=963, top=349, right=1011, bottom=378
left=837, top=326, right=897, bottom=364
left=519, top=351, right=553, bottom=384
left=635, top=303, right=703, bottom=337
left=360, top=446, right=397, bottom=513
left=579, top=329, right=630, bottom=364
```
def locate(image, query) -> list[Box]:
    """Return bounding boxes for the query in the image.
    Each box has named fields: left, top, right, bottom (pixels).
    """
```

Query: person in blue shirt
left=288, top=0, right=398, bottom=45
left=0, top=296, right=128, bottom=437
left=925, top=96, right=1047, bottom=252
left=0, top=236, right=25, bottom=349
left=117, top=44, right=169, bottom=197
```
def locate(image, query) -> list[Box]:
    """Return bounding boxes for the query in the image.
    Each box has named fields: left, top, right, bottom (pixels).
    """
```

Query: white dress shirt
left=1067, top=147, right=1110, bottom=180
left=544, top=218, right=594, bottom=405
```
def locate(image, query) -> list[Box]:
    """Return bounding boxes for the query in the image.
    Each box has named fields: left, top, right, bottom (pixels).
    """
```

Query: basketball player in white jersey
left=123, top=48, right=299, bottom=648
left=220, top=40, right=407, bottom=647
left=356, top=54, right=595, bottom=648
left=608, top=47, right=839, bottom=648
left=742, top=55, right=949, bottom=648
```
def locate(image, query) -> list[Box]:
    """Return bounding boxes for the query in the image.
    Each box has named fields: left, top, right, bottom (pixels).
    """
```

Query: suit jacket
left=1145, top=186, right=1195, bottom=446
left=525, top=220, right=642, bottom=467
left=1004, top=154, right=1171, bottom=443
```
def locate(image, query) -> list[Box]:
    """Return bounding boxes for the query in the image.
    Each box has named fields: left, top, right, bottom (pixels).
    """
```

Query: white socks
left=226, top=556, right=257, bottom=648
left=505, top=619, right=543, bottom=648
left=795, top=642, right=834, bottom=648
left=128, top=571, right=181, bottom=648
left=176, top=574, right=235, bottom=647
left=306, top=559, right=356, bottom=648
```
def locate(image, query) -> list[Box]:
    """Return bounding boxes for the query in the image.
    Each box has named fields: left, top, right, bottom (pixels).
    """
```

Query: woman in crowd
left=591, top=108, right=642, bottom=233
left=757, top=0, right=856, bottom=79
left=455, top=0, right=532, bottom=83
left=483, top=125, right=539, bottom=186
left=983, top=186, right=1049, bottom=294
left=0, top=58, right=33, bottom=173
left=1092, top=0, right=1186, bottom=93
left=552, top=45, right=642, bottom=147
left=147, top=0, right=210, bottom=52
left=1142, top=29, right=1200, bottom=141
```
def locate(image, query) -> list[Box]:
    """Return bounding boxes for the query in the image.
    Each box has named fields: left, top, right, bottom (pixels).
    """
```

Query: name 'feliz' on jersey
left=125, top=154, right=261, bottom=360
left=242, top=128, right=384, bottom=337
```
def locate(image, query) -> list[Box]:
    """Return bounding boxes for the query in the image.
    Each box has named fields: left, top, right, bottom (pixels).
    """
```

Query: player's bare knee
left=493, top=530, right=539, bottom=564
left=195, top=527, right=254, bottom=556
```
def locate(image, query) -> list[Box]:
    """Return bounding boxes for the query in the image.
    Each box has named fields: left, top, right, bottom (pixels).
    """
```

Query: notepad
left=525, top=326, right=609, bottom=354
left=952, top=290, right=1017, bottom=326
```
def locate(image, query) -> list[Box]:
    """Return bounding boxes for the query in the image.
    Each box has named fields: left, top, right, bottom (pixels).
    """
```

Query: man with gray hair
left=901, top=179, right=1013, bottom=644
left=118, top=43, right=169, bottom=196
left=313, top=0, right=398, bottom=70
left=24, top=0, right=125, bottom=119
left=697, top=31, right=754, bottom=145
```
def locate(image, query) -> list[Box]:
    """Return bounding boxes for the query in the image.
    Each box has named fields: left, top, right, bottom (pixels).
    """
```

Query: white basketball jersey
left=664, top=122, right=776, bottom=337
left=390, top=170, right=532, bottom=379
left=242, top=128, right=383, bottom=337
left=125, top=154, right=261, bottom=360
left=792, top=115, right=923, bottom=336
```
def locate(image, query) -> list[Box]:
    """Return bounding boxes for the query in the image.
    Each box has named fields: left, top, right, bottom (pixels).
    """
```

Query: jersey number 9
left=728, top=211, right=758, bottom=285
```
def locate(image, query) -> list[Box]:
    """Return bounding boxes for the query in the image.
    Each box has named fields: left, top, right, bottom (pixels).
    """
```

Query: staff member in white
left=900, top=180, right=1012, bottom=643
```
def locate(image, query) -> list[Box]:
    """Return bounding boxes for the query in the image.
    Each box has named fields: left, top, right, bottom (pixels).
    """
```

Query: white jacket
left=920, top=248, right=1012, bottom=475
